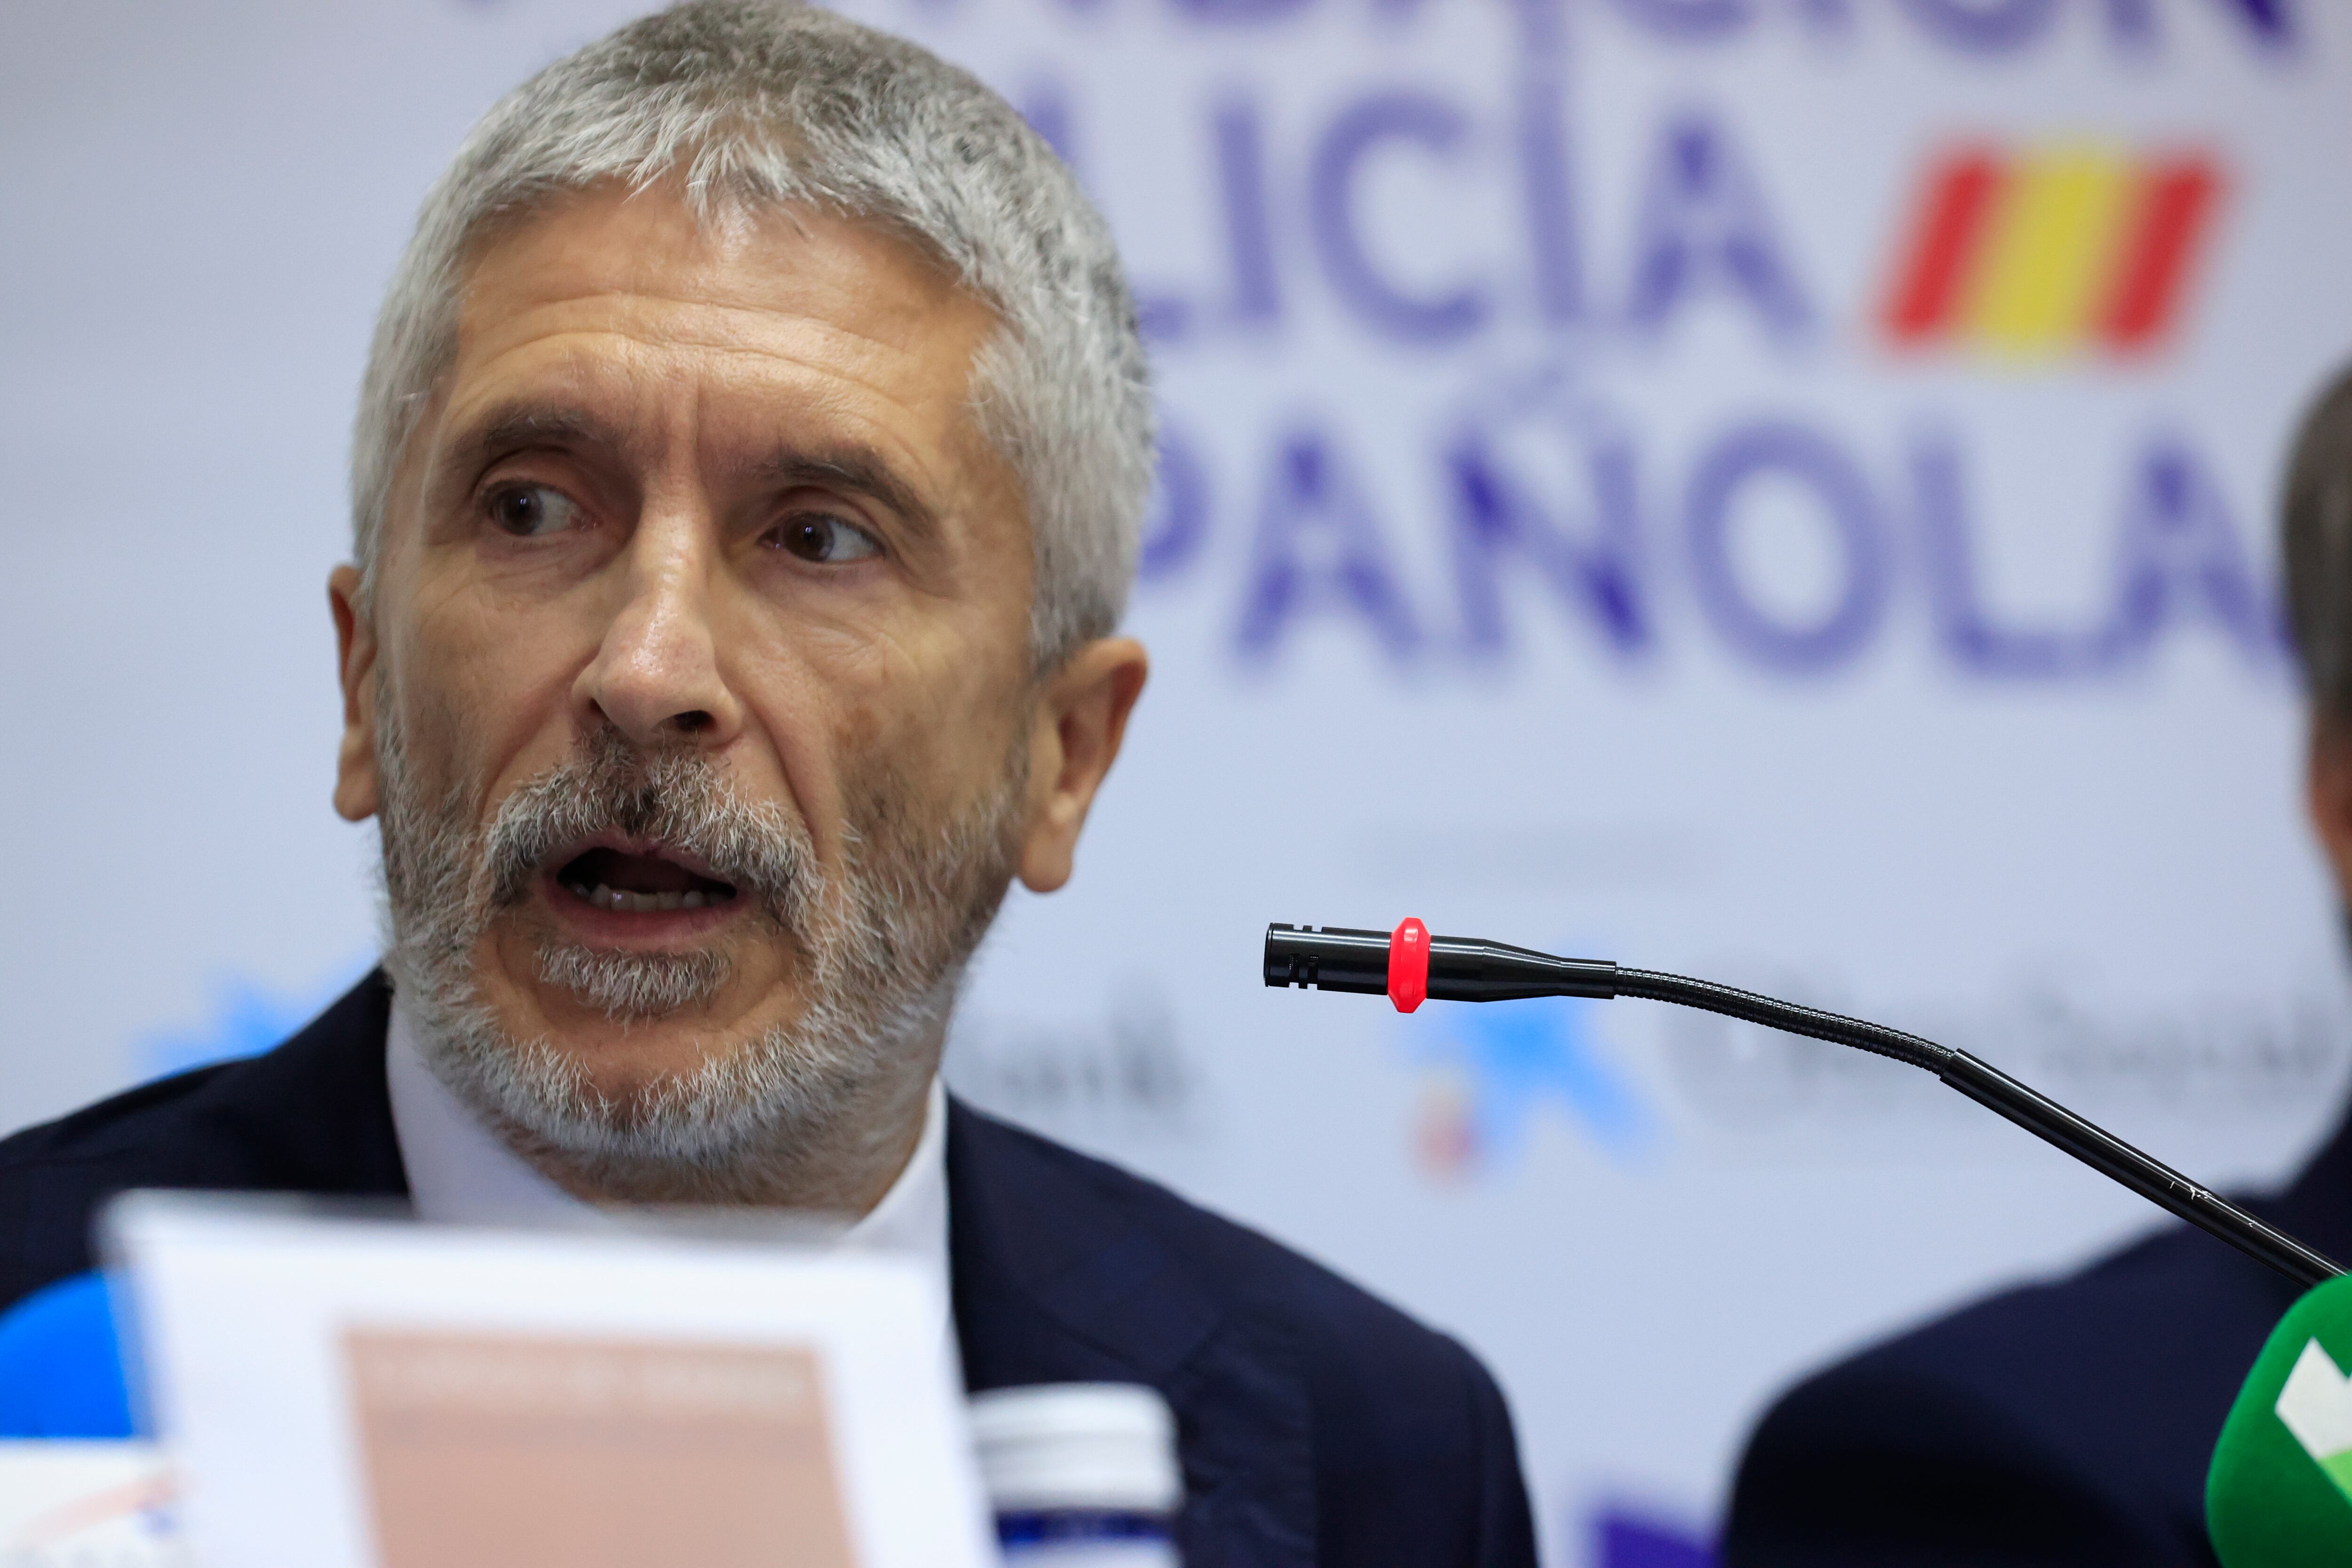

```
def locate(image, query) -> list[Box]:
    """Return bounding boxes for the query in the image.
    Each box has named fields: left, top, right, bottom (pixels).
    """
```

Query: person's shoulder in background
left=0, top=972, right=405, bottom=1313
left=1721, top=1113, right=2352, bottom=1568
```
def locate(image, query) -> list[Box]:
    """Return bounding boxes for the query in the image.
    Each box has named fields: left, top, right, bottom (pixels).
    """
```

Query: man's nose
left=576, top=511, right=744, bottom=748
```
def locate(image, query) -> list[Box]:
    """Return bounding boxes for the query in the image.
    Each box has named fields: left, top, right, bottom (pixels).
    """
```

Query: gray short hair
left=2284, top=366, right=2352, bottom=719
left=351, top=0, right=1152, bottom=665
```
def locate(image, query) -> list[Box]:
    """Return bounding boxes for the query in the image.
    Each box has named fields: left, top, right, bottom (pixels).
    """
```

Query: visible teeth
left=572, top=881, right=718, bottom=914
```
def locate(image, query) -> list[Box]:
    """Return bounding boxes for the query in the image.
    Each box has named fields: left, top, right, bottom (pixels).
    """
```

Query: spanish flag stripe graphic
left=1881, top=150, right=2003, bottom=343
left=1879, top=143, right=2225, bottom=359
left=2098, top=158, right=2223, bottom=352
left=1965, top=146, right=2135, bottom=356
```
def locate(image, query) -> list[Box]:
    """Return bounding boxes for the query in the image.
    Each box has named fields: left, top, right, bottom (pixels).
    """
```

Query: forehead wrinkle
left=459, top=323, right=977, bottom=476
left=464, top=326, right=950, bottom=419
left=470, top=283, right=985, bottom=388
left=444, top=336, right=945, bottom=486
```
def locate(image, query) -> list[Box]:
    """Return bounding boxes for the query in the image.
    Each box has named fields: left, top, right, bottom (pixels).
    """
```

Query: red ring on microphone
left=1389, top=917, right=1429, bottom=1013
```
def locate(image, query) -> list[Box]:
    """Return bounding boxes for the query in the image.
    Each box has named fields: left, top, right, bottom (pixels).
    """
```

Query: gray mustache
left=477, top=735, right=819, bottom=933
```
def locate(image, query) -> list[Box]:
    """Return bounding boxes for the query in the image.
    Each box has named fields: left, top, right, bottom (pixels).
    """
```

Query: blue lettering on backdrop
left=1169, top=418, right=2280, bottom=679
left=1607, top=0, right=1754, bottom=41
left=1912, top=433, right=2096, bottom=678
left=870, top=0, right=2296, bottom=54
left=1685, top=422, right=1885, bottom=674
left=1140, top=422, right=1212, bottom=580
left=1033, top=84, right=1819, bottom=347
left=1895, top=0, right=2058, bottom=52
left=2094, top=436, right=2279, bottom=662
left=1623, top=112, right=1812, bottom=341
left=1018, top=77, right=1077, bottom=162
left=1503, top=0, right=1569, bottom=52
left=1309, top=92, right=1488, bottom=344
left=1516, top=73, right=1585, bottom=326
left=2224, top=0, right=2296, bottom=43
left=966, top=0, right=2289, bottom=686
left=1237, top=427, right=1421, bottom=658
left=2103, top=0, right=2295, bottom=48
left=1215, top=96, right=1285, bottom=331
left=1448, top=424, right=1649, bottom=657
left=2101, top=0, right=2160, bottom=44
left=1164, top=0, right=1314, bottom=23
left=1019, top=78, right=1196, bottom=341
left=1585, top=0, right=2291, bottom=49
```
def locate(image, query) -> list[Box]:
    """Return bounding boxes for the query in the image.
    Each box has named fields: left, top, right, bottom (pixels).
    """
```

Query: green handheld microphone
left=2209, top=1273, right=2352, bottom=1566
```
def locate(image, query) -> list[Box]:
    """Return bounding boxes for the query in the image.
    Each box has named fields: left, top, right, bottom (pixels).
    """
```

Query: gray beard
left=373, top=702, right=1024, bottom=1204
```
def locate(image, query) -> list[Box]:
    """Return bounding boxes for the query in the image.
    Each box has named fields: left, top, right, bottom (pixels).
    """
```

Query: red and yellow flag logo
left=1880, top=144, right=2225, bottom=359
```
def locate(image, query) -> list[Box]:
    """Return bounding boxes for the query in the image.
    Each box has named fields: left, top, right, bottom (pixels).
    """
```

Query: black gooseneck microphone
left=1265, top=921, right=2346, bottom=1289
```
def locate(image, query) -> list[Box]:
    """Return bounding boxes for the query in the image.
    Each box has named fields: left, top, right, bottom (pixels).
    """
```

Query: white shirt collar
left=383, top=994, right=952, bottom=1289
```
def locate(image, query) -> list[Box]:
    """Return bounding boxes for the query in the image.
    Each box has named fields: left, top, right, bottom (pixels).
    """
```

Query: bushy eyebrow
left=440, top=405, right=619, bottom=483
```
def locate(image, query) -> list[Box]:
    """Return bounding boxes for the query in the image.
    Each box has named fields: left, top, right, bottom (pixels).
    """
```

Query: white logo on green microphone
left=2275, top=1338, right=2352, bottom=1499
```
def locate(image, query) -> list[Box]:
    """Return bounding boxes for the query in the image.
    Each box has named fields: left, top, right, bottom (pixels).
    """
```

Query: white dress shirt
left=383, top=995, right=952, bottom=1297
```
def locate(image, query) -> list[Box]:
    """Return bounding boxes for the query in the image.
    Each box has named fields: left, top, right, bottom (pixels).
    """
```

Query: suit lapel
left=946, top=1102, right=1317, bottom=1567
left=201, top=970, right=408, bottom=1197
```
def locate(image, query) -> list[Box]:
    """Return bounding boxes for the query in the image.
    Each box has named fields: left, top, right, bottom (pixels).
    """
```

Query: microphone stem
left=1614, top=968, right=2345, bottom=1289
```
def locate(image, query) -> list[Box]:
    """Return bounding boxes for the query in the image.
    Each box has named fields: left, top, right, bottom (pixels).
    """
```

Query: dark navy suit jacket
left=0, top=973, right=1536, bottom=1568
left=1722, top=1111, right=2352, bottom=1567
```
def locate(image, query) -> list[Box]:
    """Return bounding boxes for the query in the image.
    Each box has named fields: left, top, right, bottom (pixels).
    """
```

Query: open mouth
left=553, top=845, right=739, bottom=915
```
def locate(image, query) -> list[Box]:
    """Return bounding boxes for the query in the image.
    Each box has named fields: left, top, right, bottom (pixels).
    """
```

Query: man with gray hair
left=0, top=5, right=1537, bottom=1560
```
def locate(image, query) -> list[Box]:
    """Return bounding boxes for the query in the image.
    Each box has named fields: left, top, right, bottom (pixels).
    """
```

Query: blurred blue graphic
left=136, top=963, right=372, bottom=1082
left=1408, top=994, right=1658, bottom=1175
left=1594, top=1505, right=1714, bottom=1568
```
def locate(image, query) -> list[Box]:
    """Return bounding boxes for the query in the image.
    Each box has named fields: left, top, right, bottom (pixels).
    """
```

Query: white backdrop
left=7, top=1, right=2352, bottom=1563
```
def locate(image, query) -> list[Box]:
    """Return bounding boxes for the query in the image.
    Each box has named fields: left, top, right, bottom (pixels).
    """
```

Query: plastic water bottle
left=969, top=1384, right=1181, bottom=1567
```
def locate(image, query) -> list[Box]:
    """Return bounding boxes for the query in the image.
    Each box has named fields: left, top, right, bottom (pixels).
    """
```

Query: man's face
left=332, top=186, right=1069, bottom=1140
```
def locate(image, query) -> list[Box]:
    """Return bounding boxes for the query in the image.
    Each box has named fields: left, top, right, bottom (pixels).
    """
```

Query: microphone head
left=2209, top=1271, right=2352, bottom=1566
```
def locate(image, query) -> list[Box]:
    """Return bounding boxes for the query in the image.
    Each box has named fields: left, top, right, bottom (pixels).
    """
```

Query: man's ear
left=330, top=565, right=382, bottom=823
left=1017, top=637, right=1149, bottom=893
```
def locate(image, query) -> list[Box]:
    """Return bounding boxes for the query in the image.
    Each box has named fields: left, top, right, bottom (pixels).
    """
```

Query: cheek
left=726, top=557, right=1032, bottom=850
left=894, top=633, right=1028, bottom=760
left=777, top=612, right=1018, bottom=753
left=828, top=664, right=1026, bottom=840
left=391, top=595, right=584, bottom=805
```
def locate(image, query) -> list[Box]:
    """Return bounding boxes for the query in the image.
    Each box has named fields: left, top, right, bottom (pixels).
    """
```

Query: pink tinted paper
left=344, top=1329, right=857, bottom=1568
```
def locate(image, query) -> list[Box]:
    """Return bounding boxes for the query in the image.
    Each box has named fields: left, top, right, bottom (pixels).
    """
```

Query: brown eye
left=771, top=514, right=882, bottom=564
left=487, top=484, right=582, bottom=538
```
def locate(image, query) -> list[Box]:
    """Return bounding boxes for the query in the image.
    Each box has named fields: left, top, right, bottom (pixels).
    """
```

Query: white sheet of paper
left=106, top=1193, right=996, bottom=1568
